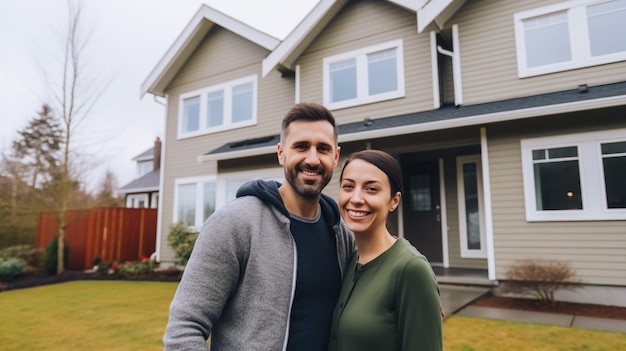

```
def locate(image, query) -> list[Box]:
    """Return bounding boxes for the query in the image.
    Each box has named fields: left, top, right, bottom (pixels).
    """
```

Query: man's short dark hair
left=280, top=102, right=338, bottom=144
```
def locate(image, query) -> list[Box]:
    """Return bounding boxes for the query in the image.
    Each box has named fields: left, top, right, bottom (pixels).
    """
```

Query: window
left=126, top=194, right=149, bottom=208
left=323, top=40, right=405, bottom=109
left=514, top=0, right=626, bottom=77
left=456, top=155, right=486, bottom=258
left=174, top=168, right=283, bottom=229
left=521, top=128, right=626, bottom=221
left=137, top=160, right=153, bottom=177
left=178, top=75, right=257, bottom=138
left=174, top=176, right=217, bottom=228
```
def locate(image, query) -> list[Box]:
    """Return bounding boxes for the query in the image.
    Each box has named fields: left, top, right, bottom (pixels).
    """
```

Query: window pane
left=207, top=91, right=224, bottom=127
left=368, top=49, right=398, bottom=95
left=533, top=160, right=582, bottom=210
left=548, top=146, right=578, bottom=159
left=232, top=83, right=253, bottom=123
left=182, top=96, right=200, bottom=132
left=330, top=59, right=357, bottom=103
left=203, top=182, right=216, bottom=221
left=587, top=0, right=626, bottom=56
left=523, top=12, right=571, bottom=68
left=463, top=163, right=481, bottom=250
left=602, top=155, right=626, bottom=209
left=410, top=174, right=431, bottom=211
left=226, top=180, right=247, bottom=203
left=177, top=184, right=196, bottom=226
left=601, top=141, right=626, bottom=154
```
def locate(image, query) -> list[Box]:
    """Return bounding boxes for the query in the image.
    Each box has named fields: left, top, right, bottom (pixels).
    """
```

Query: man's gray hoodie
left=163, top=179, right=355, bottom=351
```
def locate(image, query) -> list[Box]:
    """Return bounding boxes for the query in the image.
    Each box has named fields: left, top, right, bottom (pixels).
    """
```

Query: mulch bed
left=472, top=293, right=626, bottom=321
left=0, top=269, right=182, bottom=292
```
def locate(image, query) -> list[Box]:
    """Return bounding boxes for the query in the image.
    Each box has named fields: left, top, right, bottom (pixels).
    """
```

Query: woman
left=328, top=150, right=443, bottom=351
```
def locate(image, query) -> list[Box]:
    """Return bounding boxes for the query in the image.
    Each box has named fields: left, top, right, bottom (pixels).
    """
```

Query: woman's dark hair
left=340, top=149, right=403, bottom=198
left=280, top=102, right=338, bottom=144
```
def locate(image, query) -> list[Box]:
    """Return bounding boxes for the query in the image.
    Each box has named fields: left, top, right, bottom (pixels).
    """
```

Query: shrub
left=42, top=236, right=70, bottom=274
left=167, top=222, right=199, bottom=265
left=0, top=257, right=27, bottom=282
left=95, top=261, right=117, bottom=275
left=502, top=258, right=580, bottom=305
left=117, top=257, right=154, bottom=279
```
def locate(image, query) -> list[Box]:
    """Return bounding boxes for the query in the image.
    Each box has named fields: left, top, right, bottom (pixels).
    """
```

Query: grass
left=1, top=281, right=625, bottom=350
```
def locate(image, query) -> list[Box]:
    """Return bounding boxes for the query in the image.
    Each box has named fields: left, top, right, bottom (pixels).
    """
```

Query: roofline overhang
left=142, top=5, right=280, bottom=98
left=117, top=186, right=160, bottom=194
left=417, top=0, right=466, bottom=33
left=198, top=94, right=626, bottom=162
left=262, top=0, right=421, bottom=78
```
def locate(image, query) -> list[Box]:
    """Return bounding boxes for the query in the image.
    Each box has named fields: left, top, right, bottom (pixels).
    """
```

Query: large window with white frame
left=178, top=75, right=257, bottom=139
left=173, top=176, right=217, bottom=228
left=521, top=128, right=626, bottom=221
left=514, top=0, right=626, bottom=78
left=456, top=155, right=487, bottom=258
left=323, top=39, right=405, bottom=110
left=174, top=168, right=283, bottom=229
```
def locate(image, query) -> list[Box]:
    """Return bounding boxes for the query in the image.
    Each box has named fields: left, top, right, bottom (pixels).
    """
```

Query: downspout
left=480, top=127, right=496, bottom=280
left=153, top=94, right=167, bottom=264
left=435, top=24, right=463, bottom=106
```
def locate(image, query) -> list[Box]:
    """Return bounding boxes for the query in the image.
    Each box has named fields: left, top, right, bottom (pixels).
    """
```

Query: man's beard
left=284, top=165, right=332, bottom=199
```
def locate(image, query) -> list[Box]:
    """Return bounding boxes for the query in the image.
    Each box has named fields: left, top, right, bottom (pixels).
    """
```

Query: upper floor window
left=323, top=40, right=405, bottom=110
left=521, top=128, right=626, bottom=221
left=178, top=75, right=257, bottom=139
left=514, top=0, right=626, bottom=77
left=137, top=160, right=153, bottom=177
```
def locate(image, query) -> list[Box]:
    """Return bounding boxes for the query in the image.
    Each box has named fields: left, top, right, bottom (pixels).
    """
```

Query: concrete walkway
left=439, top=284, right=626, bottom=334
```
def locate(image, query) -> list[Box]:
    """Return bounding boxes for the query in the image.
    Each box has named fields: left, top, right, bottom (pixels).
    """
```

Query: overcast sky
left=0, top=0, right=319, bottom=191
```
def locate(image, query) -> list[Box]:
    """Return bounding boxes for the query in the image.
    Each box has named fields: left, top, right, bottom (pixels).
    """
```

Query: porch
left=432, top=267, right=496, bottom=287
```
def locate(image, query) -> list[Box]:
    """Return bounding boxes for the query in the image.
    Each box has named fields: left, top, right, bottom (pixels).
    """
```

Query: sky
left=0, top=0, right=319, bottom=191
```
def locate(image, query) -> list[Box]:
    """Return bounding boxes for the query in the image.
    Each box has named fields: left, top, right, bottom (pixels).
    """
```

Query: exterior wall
left=445, top=0, right=626, bottom=105
left=487, top=110, right=626, bottom=285
left=159, top=27, right=296, bottom=264
left=297, top=0, right=435, bottom=124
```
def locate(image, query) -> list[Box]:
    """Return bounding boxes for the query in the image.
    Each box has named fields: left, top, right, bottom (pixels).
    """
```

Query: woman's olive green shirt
left=328, top=238, right=443, bottom=351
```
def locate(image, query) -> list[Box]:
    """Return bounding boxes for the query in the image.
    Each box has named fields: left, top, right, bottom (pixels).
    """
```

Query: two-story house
left=141, top=0, right=626, bottom=305
left=117, top=137, right=162, bottom=208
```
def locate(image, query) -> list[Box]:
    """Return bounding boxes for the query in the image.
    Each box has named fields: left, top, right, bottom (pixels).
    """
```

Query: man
left=163, top=102, right=355, bottom=351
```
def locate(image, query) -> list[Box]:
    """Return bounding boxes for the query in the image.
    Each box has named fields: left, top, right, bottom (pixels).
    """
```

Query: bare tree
left=39, top=1, right=111, bottom=274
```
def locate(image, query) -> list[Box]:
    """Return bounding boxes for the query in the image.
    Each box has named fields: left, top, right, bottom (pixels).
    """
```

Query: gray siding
left=297, top=0, right=434, bottom=124
left=447, top=0, right=626, bottom=105
left=159, top=27, right=295, bottom=263
left=487, top=114, right=626, bottom=285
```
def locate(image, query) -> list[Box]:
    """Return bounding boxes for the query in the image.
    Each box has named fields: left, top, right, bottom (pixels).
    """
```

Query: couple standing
left=163, top=102, right=443, bottom=351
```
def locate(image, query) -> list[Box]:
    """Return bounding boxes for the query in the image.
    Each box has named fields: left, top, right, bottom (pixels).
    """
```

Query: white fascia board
left=339, top=95, right=626, bottom=143
left=198, top=145, right=278, bottom=163
left=418, top=0, right=454, bottom=33
left=388, top=0, right=422, bottom=12
left=262, top=0, right=343, bottom=77
left=142, top=5, right=280, bottom=97
left=116, top=186, right=159, bottom=195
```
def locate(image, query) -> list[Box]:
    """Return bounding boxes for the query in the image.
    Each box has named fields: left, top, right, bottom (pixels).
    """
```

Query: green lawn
left=1, top=281, right=625, bottom=351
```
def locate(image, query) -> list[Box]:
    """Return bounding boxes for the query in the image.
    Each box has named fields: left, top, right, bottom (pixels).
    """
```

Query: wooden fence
left=36, top=207, right=157, bottom=270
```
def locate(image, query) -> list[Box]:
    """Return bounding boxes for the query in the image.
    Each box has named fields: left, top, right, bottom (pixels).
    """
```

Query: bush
left=0, top=257, right=27, bottom=282
left=0, top=245, right=43, bottom=268
left=167, top=222, right=199, bottom=265
left=42, top=236, right=70, bottom=274
left=95, top=261, right=118, bottom=275
left=117, top=257, right=154, bottom=279
left=502, top=258, right=580, bottom=305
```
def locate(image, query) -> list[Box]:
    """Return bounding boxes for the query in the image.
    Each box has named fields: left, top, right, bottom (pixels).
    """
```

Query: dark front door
left=402, top=160, right=443, bottom=263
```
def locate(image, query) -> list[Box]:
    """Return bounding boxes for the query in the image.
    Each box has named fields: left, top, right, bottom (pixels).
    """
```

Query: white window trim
left=126, top=194, right=149, bottom=208
left=177, top=75, right=258, bottom=139
left=323, top=39, right=405, bottom=110
left=521, top=128, right=626, bottom=221
left=514, top=0, right=626, bottom=78
left=173, top=175, right=217, bottom=230
left=150, top=193, right=159, bottom=209
left=215, top=167, right=284, bottom=208
left=456, top=155, right=487, bottom=259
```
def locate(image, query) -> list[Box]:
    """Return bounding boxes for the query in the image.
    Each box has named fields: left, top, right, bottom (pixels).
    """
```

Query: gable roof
left=117, top=169, right=160, bottom=194
left=132, top=147, right=154, bottom=162
left=199, top=81, right=626, bottom=162
left=141, top=4, right=281, bottom=97
left=417, top=0, right=466, bottom=33
left=262, top=0, right=420, bottom=77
